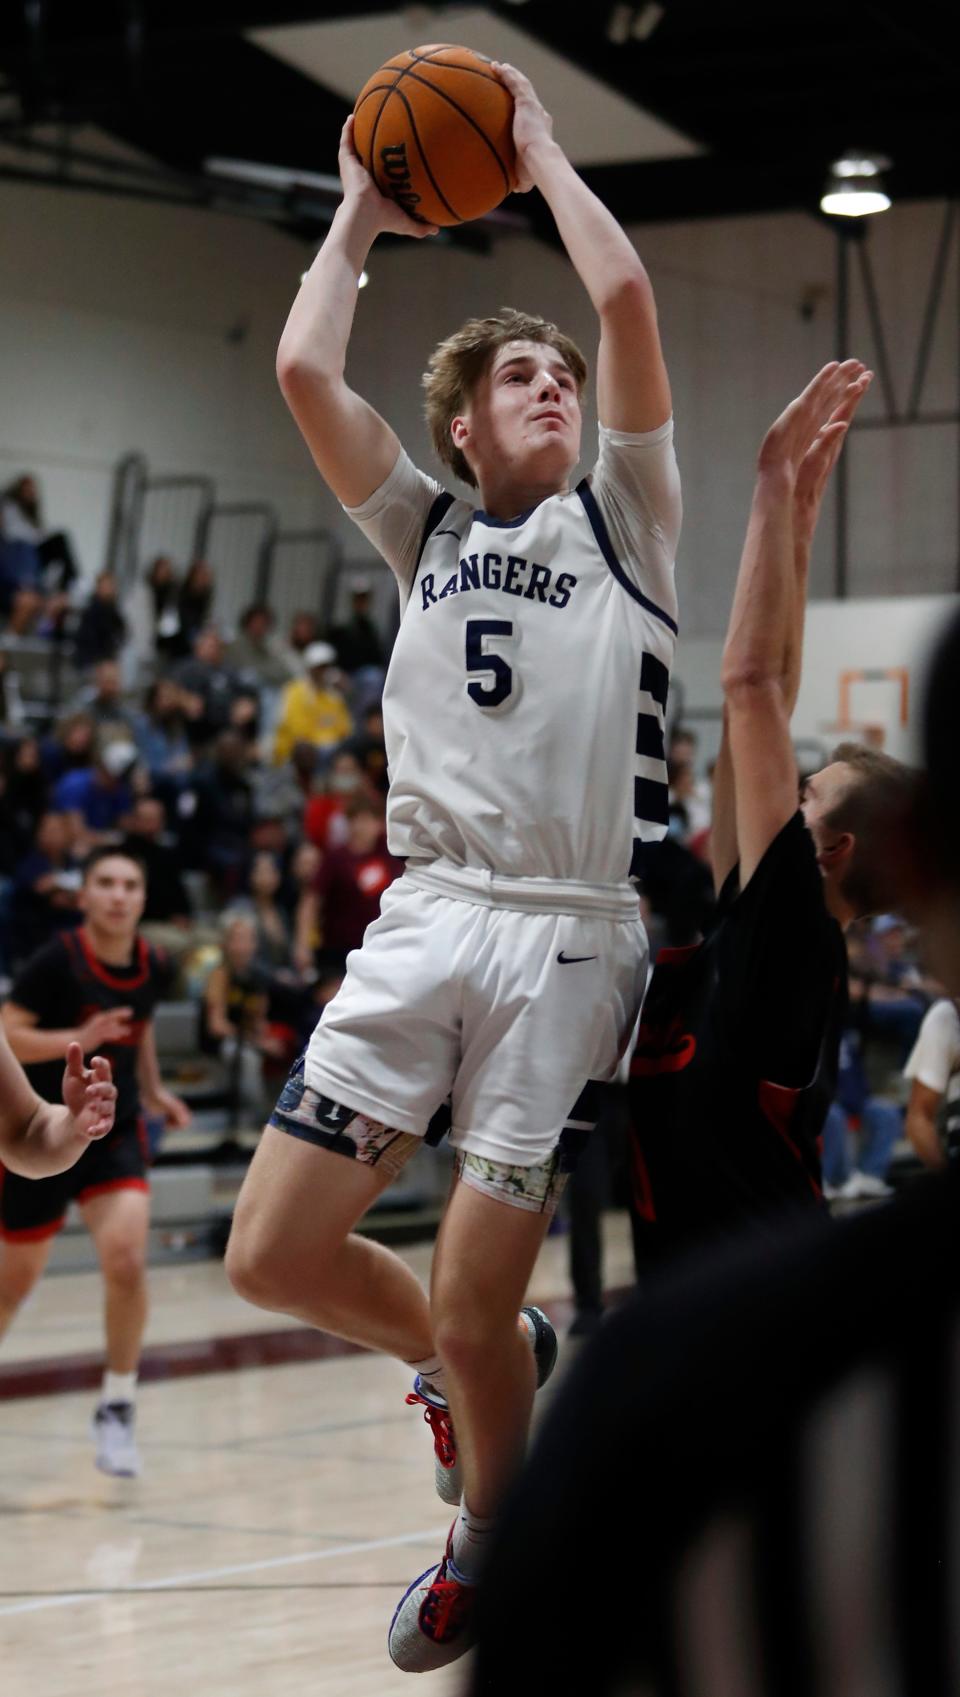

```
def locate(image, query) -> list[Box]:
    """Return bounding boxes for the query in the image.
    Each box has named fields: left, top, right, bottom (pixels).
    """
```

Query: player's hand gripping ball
left=353, top=44, right=518, bottom=227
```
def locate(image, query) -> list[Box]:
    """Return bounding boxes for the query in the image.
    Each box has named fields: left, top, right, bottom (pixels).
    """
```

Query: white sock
left=102, top=1370, right=137, bottom=1407
left=451, top=1499, right=495, bottom=1582
left=408, top=1353, right=447, bottom=1403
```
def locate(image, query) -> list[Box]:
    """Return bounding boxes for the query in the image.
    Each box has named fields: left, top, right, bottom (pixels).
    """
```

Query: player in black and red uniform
left=628, top=360, right=916, bottom=1269
left=0, top=846, right=189, bottom=1475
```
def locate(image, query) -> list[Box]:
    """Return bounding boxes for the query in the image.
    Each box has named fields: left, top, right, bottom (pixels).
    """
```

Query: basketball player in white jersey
left=227, top=61, right=680, bottom=1672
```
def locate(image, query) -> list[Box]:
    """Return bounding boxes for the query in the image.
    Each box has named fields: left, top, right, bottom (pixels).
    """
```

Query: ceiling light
left=820, top=153, right=892, bottom=218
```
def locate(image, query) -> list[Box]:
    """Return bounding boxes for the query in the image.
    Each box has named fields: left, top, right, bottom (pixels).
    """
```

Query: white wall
left=1, top=178, right=957, bottom=644
left=672, top=593, right=955, bottom=772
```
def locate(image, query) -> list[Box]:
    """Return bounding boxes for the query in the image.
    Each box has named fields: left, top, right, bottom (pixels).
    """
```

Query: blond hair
left=422, top=307, right=588, bottom=488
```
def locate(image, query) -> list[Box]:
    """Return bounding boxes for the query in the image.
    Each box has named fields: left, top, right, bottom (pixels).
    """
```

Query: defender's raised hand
left=757, top=360, right=869, bottom=483
left=62, top=1046, right=116, bottom=1144
left=794, top=370, right=872, bottom=551
left=492, top=62, right=555, bottom=191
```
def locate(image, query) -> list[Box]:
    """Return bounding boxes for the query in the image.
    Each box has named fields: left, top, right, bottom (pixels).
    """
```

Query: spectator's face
left=330, top=753, right=363, bottom=794
left=63, top=720, right=94, bottom=757
left=670, top=734, right=696, bottom=764
left=95, top=661, right=121, bottom=699
left=132, top=799, right=164, bottom=839
left=151, top=556, right=174, bottom=584
left=363, top=710, right=385, bottom=741
left=250, top=853, right=281, bottom=898
left=82, top=856, right=146, bottom=934
left=245, top=611, right=271, bottom=642
left=195, top=630, right=223, bottom=666
left=224, top=920, right=257, bottom=971
left=37, top=813, right=67, bottom=857
left=153, top=679, right=180, bottom=718
left=95, top=574, right=117, bottom=602
left=292, top=842, right=321, bottom=884
left=187, top=560, right=213, bottom=591
left=347, top=809, right=382, bottom=854
left=289, top=613, right=317, bottom=650
left=14, top=738, right=40, bottom=772
left=18, top=476, right=38, bottom=509
left=215, top=733, right=247, bottom=773
left=352, top=592, right=372, bottom=617
left=308, top=664, right=331, bottom=690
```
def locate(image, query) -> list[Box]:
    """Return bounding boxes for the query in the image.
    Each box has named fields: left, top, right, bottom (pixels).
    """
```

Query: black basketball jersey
left=629, top=813, right=847, bottom=1268
left=10, top=928, right=172, bottom=1127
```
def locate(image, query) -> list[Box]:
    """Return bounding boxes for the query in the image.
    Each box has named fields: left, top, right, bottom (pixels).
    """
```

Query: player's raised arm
left=275, top=116, right=438, bottom=509
left=710, top=368, right=870, bottom=892
left=718, top=361, right=870, bottom=889
left=495, top=62, right=670, bottom=434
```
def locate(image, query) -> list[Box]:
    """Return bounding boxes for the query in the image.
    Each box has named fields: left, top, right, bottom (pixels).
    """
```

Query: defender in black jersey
left=0, top=847, right=188, bottom=1476
left=630, top=361, right=914, bottom=1266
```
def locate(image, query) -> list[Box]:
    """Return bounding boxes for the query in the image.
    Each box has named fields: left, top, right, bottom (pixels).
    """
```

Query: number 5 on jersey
left=465, top=618, right=518, bottom=711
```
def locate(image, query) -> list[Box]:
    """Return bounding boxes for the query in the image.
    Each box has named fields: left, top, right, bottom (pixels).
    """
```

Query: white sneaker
left=92, top=1402, right=142, bottom=1477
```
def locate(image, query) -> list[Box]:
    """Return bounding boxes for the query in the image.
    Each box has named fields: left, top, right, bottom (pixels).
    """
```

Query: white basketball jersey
left=345, top=421, right=681, bottom=887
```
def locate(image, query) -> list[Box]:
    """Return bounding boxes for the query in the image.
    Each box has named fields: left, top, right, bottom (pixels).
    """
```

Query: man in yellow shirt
left=273, top=640, right=353, bottom=764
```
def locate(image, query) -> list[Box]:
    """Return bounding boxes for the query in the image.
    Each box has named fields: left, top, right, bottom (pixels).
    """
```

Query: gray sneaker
left=92, top=1401, right=142, bottom=1477
left=407, top=1304, right=559, bottom=1506
left=388, top=1522, right=477, bottom=1672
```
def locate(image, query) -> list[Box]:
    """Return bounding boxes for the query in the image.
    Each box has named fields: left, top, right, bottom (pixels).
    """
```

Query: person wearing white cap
left=272, top=639, right=353, bottom=765
left=52, top=737, right=139, bottom=840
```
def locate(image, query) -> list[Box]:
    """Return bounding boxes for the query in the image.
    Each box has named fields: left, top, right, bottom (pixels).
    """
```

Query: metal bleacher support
left=263, top=527, right=344, bottom=630
left=105, top=452, right=215, bottom=592
left=195, top=501, right=279, bottom=630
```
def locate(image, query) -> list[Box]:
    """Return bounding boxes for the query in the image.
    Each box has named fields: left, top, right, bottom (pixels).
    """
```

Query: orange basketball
left=353, top=43, right=518, bottom=227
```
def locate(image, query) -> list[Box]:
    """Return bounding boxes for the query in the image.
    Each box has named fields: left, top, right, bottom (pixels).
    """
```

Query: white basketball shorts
left=303, top=867, right=647, bottom=1169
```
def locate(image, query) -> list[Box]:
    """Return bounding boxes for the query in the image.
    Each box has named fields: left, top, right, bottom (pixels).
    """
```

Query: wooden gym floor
left=0, top=1217, right=636, bottom=1695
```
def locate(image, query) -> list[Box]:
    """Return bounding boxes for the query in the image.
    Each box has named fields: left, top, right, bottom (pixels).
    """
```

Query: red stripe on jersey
left=757, top=1079, right=823, bottom=1199
left=75, top=928, right=150, bottom=991
left=76, top=1178, right=149, bottom=1203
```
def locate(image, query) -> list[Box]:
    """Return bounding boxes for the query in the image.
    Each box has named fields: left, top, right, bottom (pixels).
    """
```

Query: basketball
left=353, top=43, right=518, bottom=227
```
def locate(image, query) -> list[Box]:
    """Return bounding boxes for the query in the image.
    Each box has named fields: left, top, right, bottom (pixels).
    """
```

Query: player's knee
left=224, top=1228, right=290, bottom=1311
left=0, top=1255, right=44, bottom=1308
left=101, top=1240, right=146, bottom=1290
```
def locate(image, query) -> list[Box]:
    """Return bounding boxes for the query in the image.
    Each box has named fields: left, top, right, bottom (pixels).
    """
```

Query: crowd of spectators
left=1, top=473, right=394, bottom=1120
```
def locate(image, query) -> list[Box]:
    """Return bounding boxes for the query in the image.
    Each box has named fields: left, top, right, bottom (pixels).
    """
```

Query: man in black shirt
left=0, top=847, right=189, bottom=1476
left=629, top=360, right=915, bottom=1266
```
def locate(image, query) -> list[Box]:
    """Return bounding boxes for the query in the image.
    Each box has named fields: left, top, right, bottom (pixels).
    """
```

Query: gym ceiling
left=0, top=2, right=957, bottom=250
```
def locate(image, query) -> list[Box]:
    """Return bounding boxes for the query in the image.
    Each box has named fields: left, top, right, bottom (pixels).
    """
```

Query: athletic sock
left=102, top=1370, right=137, bottom=1407
left=451, top=1499, right=495, bottom=1582
left=408, top=1354, right=447, bottom=1404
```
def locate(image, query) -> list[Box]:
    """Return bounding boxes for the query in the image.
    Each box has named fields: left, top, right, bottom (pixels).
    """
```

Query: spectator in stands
left=329, top=575, right=387, bottom=710
left=252, top=739, right=319, bottom=836
left=236, top=851, right=294, bottom=975
left=8, top=810, right=83, bottom=966
left=820, top=1023, right=901, bottom=1199
left=847, top=913, right=929, bottom=1065
left=0, top=647, right=21, bottom=727
left=171, top=627, right=243, bottom=747
left=131, top=678, right=193, bottom=790
left=39, top=710, right=97, bottom=785
left=0, top=474, right=76, bottom=636
left=290, top=840, right=323, bottom=966
left=227, top=604, right=295, bottom=693
left=174, top=558, right=215, bottom=657
left=303, top=748, right=373, bottom=851
left=285, top=609, right=319, bottom=663
left=903, top=996, right=960, bottom=1171
left=144, top=555, right=182, bottom=659
left=302, top=795, right=402, bottom=968
left=180, top=729, right=255, bottom=897
left=121, top=796, right=191, bottom=931
left=52, top=738, right=137, bottom=840
left=273, top=641, right=353, bottom=765
left=200, top=913, right=280, bottom=1119
left=3, top=735, right=49, bottom=846
left=69, top=659, right=139, bottom=740
left=73, top=572, right=127, bottom=670
left=343, top=703, right=389, bottom=795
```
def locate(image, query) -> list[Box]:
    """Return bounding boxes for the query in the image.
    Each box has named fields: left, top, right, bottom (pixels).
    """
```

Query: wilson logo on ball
left=378, top=142, right=420, bottom=214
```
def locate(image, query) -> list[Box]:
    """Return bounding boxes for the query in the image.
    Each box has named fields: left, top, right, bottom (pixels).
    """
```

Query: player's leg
left=227, top=1123, right=434, bottom=1361
left=0, top=1236, right=55, bottom=1342
left=81, top=1184, right=150, bottom=1476
left=431, top=1168, right=554, bottom=1514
